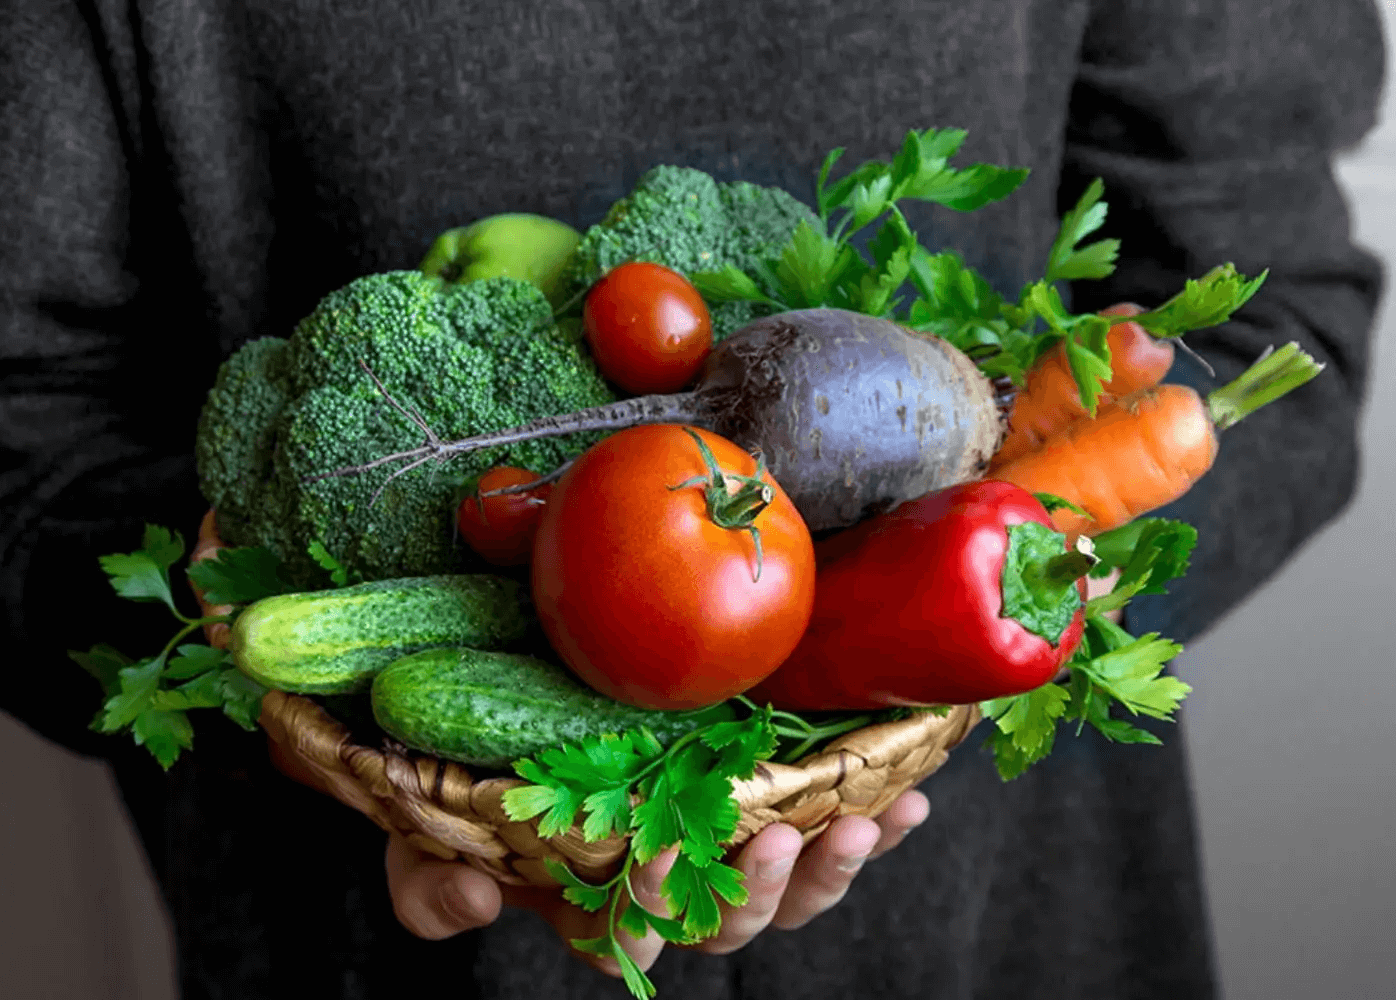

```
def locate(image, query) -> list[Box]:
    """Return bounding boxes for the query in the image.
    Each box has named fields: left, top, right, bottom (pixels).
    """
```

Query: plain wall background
left=1173, top=1, right=1396, bottom=995
left=1, top=4, right=1393, bottom=996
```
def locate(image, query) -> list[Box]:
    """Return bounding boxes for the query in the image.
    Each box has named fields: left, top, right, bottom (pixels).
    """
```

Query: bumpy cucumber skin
left=230, top=575, right=530, bottom=694
left=372, top=647, right=735, bottom=768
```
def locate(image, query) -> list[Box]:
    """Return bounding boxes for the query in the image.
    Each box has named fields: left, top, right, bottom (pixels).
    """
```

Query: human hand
left=385, top=789, right=931, bottom=979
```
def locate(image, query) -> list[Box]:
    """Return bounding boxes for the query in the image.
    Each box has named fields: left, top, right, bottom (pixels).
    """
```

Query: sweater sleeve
left=1059, top=0, right=1385, bottom=645
left=0, top=3, right=211, bottom=759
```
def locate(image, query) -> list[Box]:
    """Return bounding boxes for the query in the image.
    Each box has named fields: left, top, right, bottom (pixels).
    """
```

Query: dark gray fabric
left=1, top=1, right=1383, bottom=997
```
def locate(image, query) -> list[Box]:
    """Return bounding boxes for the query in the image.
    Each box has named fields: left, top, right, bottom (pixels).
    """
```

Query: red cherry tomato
left=531, top=425, right=815, bottom=710
left=582, top=262, right=713, bottom=394
left=455, top=466, right=552, bottom=566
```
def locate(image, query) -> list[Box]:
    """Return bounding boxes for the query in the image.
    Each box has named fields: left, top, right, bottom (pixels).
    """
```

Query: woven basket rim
left=259, top=689, right=980, bottom=888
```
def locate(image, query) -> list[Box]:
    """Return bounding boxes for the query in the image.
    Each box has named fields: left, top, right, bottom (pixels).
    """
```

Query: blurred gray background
left=3, top=5, right=1393, bottom=997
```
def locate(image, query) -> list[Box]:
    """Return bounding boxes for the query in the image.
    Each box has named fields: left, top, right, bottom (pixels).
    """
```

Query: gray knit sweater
left=1, top=1, right=1383, bottom=997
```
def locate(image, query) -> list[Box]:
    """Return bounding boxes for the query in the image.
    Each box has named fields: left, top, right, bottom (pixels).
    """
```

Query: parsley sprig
left=693, top=129, right=1267, bottom=416
left=692, top=127, right=1028, bottom=318
left=502, top=707, right=780, bottom=998
left=980, top=517, right=1197, bottom=779
left=71, top=524, right=295, bottom=768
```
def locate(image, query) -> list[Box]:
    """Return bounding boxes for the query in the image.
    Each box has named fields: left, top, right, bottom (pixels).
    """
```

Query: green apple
left=419, top=213, right=582, bottom=307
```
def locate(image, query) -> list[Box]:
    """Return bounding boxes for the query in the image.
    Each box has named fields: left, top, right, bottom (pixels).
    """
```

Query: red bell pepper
left=748, top=480, right=1092, bottom=709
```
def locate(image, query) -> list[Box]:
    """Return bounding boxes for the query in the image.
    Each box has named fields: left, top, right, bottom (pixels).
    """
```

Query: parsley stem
left=156, top=616, right=232, bottom=666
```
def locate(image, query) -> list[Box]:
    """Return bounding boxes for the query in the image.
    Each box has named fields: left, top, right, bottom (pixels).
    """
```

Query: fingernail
left=757, top=855, right=796, bottom=882
left=636, top=870, right=664, bottom=898
left=836, top=854, right=870, bottom=874
left=440, top=878, right=476, bottom=925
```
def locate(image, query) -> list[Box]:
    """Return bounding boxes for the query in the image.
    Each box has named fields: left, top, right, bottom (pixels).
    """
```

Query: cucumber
left=371, top=647, right=735, bottom=768
left=230, top=575, right=531, bottom=694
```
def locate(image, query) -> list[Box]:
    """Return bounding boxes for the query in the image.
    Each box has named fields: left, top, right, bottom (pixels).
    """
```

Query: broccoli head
left=196, top=271, right=615, bottom=587
left=556, top=166, right=817, bottom=339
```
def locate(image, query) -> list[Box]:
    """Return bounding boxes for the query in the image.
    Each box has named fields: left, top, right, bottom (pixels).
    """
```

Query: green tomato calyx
left=669, top=428, right=773, bottom=583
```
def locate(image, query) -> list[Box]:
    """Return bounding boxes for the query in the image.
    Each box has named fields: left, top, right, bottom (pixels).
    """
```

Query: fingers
left=385, top=832, right=502, bottom=940
left=867, top=788, right=930, bottom=861
left=606, top=848, right=678, bottom=975
left=689, top=822, right=804, bottom=955
left=769, top=814, right=882, bottom=931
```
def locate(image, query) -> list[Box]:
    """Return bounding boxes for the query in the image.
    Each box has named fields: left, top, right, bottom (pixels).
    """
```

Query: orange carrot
left=991, top=342, right=1323, bottom=538
left=990, top=303, right=1175, bottom=469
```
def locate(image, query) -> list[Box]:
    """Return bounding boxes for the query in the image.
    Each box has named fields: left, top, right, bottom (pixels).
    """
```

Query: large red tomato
left=531, top=425, right=815, bottom=709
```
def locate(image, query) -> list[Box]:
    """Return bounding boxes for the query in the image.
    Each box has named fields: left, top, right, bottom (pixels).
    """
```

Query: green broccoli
left=556, top=166, right=817, bottom=339
left=196, top=271, right=615, bottom=588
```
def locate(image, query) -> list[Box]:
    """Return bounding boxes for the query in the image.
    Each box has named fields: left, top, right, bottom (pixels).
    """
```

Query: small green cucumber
left=371, top=647, right=735, bottom=768
left=230, top=575, right=531, bottom=694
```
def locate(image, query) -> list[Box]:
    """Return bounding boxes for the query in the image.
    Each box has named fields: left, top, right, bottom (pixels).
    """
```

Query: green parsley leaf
left=98, top=658, right=165, bottom=732
left=581, top=785, right=635, bottom=842
left=772, top=221, right=859, bottom=308
left=1129, top=263, right=1268, bottom=337
left=569, top=934, right=616, bottom=958
left=98, top=525, right=185, bottom=614
left=815, top=146, right=847, bottom=219
left=132, top=710, right=195, bottom=769
left=982, top=683, right=1070, bottom=759
left=892, top=128, right=1029, bottom=211
left=854, top=213, right=916, bottom=316
left=614, top=943, right=657, bottom=1000
left=543, top=857, right=612, bottom=912
left=984, top=724, right=1045, bottom=781
left=217, top=669, right=268, bottom=731
left=501, top=781, right=560, bottom=822
left=690, top=265, right=779, bottom=306
left=1090, top=519, right=1198, bottom=596
left=69, top=643, right=132, bottom=699
left=164, top=643, right=230, bottom=680
left=1076, top=633, right=1189, bottom=721
left=188, top=545, right=295, bottom=604
left=307, top=540, right=350, bottom=587
left=664, top=854, right=743, bottom=939
left=618, top=894, right=689, bottom=944
left=1045, top=178, right=1120, bottom=283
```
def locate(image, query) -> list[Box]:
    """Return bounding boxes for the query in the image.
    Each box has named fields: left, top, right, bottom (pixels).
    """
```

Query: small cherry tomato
left=531, top=425, right=816, bottom=710
left=582, top=262, right=713, bottom=394
left=456, top=466, right=552, bottom=566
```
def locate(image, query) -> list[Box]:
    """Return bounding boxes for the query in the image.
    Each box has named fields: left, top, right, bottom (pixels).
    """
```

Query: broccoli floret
left=196, top=271, right=615, bottom=587
left=557, top=166, right=817, bottom=339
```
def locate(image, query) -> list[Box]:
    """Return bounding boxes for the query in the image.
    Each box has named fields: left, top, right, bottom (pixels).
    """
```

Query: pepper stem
left=669, top=428, right=773, bottom=582
left=1021, top=537, right=1098, bottom=597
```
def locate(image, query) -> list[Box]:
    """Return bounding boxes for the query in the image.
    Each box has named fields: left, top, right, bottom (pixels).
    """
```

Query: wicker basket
left=196, top=510, right=980, bottom=888
left=257, top=689, right=980, bottom=888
